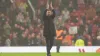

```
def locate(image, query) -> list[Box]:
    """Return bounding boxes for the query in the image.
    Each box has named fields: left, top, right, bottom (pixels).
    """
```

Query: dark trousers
left=45, top=36, right=54, bottom=55
left=56, top=40, right=62, bottom=53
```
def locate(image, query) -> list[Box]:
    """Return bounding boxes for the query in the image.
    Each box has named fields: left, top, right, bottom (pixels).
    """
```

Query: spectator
left=87, top=20, right=93, bottom=35
left=24, top=14, right=31, bottom=27
left=31, top=33, right=37, bottom=46
left=0, top=14, right=7, bottom=44
left=62, top=8, right=70, bottom=21
left=16, top=12, right=25, bottom=23
left=0, top=14, right=7, bottom=27
left=75, top=37, right=85, bottom=46
left=56, top=27, right=64, bottom=53
left=63, top=34, right=73, bottom=46
left=85, top=5, right=96, bottom=20
left=81, top=13, right=86, bottom=24
left=96, top=32, right=100, bottom=46
left=78, top=25, right=85, bottom=35
left=36, top=33, right=42, bottom=46
left=11, top=32, right=18, bottom=46
left=5, top=37, right=11, bottom=46
left=92, top=24, right=98, bottom=37
left=92, top=35, right=97, bottom=46
left=55, top=16, right=63, bottom=28
left=22, top=31, right=28, bottom=46
left=27, top=34, right=31, bottom=46
left=68, top=1, right=74, bottom=12
left=87, top=35, right=92, bottom=46
left=3, top=21, right=11, bottom=36
left=55, top=7, right=60, bottom=16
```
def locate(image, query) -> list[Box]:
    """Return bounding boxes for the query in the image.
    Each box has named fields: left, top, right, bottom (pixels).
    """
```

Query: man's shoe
left=49, top=54, right=51, bottom=56
left=47, top=54, right=51, bottom=56
left=57, top=52, right=60, bottom=53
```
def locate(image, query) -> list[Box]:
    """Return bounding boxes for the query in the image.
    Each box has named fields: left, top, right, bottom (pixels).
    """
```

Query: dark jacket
left=43, top=9, right=56, bottom=37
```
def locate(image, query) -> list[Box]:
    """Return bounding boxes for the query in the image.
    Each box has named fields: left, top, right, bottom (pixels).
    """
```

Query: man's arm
left=43, top=1, right=50, bottom=17
left=43, top=1, right=49, bottom=20
left=46, top=1, right=49, bottom=9
left=50, top=2, right=54, bottom=10
left=50, top=2, right=55, bottom=19
left=51, top=9, right=55, bottom=19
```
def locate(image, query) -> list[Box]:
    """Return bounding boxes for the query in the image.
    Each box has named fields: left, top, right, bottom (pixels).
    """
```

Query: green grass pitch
left=0, top=53, right=100, bottom=56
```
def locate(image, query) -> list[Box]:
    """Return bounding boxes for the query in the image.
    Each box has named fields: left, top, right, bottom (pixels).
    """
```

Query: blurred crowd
left=0, top=0, right=100, bottom=46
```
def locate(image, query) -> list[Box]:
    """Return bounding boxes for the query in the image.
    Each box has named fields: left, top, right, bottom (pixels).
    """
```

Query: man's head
left=46, top=9, right=53, bottom=16
left=46, top=1, right=54, bottom=16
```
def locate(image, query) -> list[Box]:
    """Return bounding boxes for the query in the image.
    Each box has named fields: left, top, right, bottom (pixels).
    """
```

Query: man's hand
left=50, top=2, right=54, bottom=9
left=46, top=2, right=49, bottom=9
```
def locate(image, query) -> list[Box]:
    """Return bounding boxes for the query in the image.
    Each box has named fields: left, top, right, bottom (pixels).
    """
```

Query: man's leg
left=45, top=37, right=50, bottom=55
left=49, top=37, right=54, bottom=52
left=56, top=40, right=62, bottom=53
left=56, top=40, right=60, bottom=53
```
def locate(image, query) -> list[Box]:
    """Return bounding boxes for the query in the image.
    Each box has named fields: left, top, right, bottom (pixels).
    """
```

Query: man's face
left=46, top=10, right=52, bottom=16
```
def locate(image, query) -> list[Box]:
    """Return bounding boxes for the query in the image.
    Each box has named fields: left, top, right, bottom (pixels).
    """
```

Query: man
left=43, top=2, right=56, bottom=56
left=5, top=36, right=11, bottom=46
left=0, top=13, right=7, bottom=46
left=56, top=27, right=66, bottom=53
left=75, top=37, right=85, bottom=53
left=96, top=32, right=100, bottom=46
left=75, top=37, right=85, bottom=46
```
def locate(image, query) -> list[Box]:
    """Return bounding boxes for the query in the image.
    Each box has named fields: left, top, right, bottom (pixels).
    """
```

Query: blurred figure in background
left=56, top=27, right=66, bottom=53
left=85, top=5, right=96, bottom=20
left=75, top=37, right=85, bottom=46
left=3, top=21, right=11, bottom=36
left=63, top=34, right=73, bottom=46
left=62, top=8, right=70, bottom=21
left=96, top=32, right=100, bottom=46
left=0, top=13, right=7, bottom=46
left=11, top=32, right=18, bottom=46
left=5, top=36, right=11, bottom=46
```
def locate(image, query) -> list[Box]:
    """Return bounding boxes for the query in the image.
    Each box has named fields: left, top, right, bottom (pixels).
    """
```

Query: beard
left=46, top=13, right=52, bottom=16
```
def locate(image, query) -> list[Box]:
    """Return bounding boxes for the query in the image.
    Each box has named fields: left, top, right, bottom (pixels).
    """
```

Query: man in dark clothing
left=43, top=2, right=56, bottom=56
